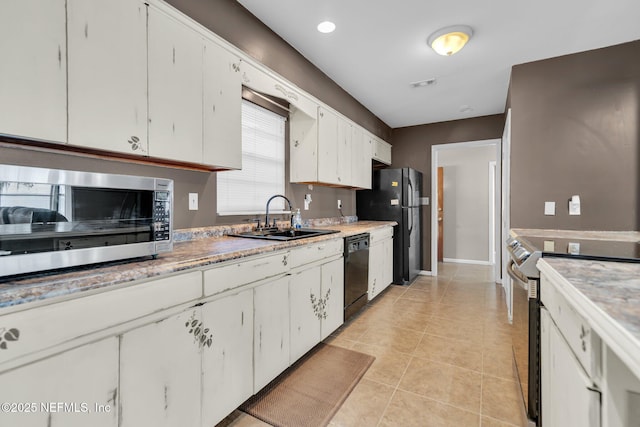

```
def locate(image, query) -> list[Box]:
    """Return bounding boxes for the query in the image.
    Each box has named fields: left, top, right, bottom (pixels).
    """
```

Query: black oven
left=0, top=164, right=173, bottom=277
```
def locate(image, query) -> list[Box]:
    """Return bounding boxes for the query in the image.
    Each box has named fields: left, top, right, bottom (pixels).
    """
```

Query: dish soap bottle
left=293, top=208, right=303, bottom=229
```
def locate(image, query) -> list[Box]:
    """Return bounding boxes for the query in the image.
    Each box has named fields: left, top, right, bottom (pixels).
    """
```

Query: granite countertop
left=0, top=220, right=396, bottom=310
left=512, top=228, right=640, bottom=242
left=538, top=257, right=640, bottom=378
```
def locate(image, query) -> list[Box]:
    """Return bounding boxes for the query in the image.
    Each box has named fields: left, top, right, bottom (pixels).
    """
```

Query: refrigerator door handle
left=407, top=178, right=413, bottom=207
left=407, top=207, right=413, bottom=243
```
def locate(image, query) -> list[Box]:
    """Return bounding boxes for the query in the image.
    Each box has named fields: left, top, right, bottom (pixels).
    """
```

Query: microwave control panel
left=153, top=191, right=171, bottom=241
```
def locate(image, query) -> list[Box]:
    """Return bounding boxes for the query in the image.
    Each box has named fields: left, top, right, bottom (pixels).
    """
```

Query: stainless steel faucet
left=264, top=194, right=293, bottom=229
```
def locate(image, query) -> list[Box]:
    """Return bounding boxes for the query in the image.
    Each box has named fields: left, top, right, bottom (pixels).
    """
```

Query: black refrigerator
left=356, top=168, right=423, bottom=285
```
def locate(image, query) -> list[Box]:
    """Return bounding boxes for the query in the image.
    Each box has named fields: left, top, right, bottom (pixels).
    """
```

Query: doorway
left=431, top=139, right=501, bottom=278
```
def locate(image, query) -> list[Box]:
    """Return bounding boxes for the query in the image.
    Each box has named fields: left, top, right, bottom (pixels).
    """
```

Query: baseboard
left=442, top=258, right=492, bottom=266
left=418, top=270, right=432, bottom=276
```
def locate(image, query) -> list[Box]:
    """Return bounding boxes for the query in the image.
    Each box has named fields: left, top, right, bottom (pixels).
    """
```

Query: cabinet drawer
left=203, top=252, right=289, bottom=296
left=369, top=227, right=393, bottom=244
left=541, top=273, right=600, bottom=377
left=0, top=271, right=202, bottom=365
left=288, top=239, right=343, bottom=269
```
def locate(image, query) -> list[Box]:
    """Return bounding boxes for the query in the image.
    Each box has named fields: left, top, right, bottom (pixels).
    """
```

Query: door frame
left=430, top=138, right=502, bottom=278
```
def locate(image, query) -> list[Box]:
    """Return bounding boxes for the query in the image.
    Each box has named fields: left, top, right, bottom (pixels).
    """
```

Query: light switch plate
left=189, top=193, right=198, bottom=211
left=544, top=201, right=556, bottom=216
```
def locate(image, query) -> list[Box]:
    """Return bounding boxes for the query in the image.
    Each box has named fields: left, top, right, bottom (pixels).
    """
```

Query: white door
left=203, top=40, right=242, bottom=169
left=253, top=275, right=290, bottom=392
left=148, top=6, right=203, bottom=163
left=321, top=258, right=344, bottom=340
left=0, top=338, right=119, bottom=427
left=290, top=266, right=321, bottom=362
left=0, top=0, right=66, bottom=143
left=67, top=0, right=147, bottom=154
left=120, top=309, right=202, bottom=427
left=201, top=289, right=253, bottom=427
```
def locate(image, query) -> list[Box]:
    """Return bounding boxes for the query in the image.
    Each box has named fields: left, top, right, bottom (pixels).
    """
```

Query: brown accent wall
left=166, top=0, right=392, bottom=141
left=391, top=115, right=505, bottom=271
left=510, top=40, right=640, bottom=230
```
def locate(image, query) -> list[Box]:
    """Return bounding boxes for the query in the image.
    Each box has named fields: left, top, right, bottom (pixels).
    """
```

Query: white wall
left=439, top=144, right=497, bottom=263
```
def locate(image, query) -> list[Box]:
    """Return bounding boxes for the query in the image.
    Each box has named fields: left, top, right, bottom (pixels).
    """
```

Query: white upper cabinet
left=351, top=124, right=372, bottom=189
left=0, top=0, right=66, bottom=143
left=67, top=0, right=147, bottom=154
left=148, top=6, right=204, bottom=164
left=371, top=134, right=392, bottom=165
left=317, top=107, right=340, bottom=185
left=289, top=106, right=319, bottom=183
left=203, top=40, right=242, bottom=169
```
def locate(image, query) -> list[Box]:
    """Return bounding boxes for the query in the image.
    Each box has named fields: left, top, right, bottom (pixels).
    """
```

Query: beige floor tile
left=333, top=317, right=370, bottom=341
left=414, top=332, right=483, bottom=372
left=481, top=415, right=524, bottom=427
left=329, top=378, right=395, bottom=427
left=393, top=297, right=437, bottom=315
left=481, top=375, right=526, bottom=425
left=483, top=327, right=513, bottom=350
left=323, top=334, right=356, bottom=350
left=399, top=357, right=482, bottom=413
left=401, top=288, right=444, bottom=303
left=351, top=342, right=413, bottom=387
left=425, top=316, right=483, bottom=344
left=483, top=348, right=517, bottom=381
left=357, top=324, right=424, bottom=354
left=380, top=389, right=480, bottom=427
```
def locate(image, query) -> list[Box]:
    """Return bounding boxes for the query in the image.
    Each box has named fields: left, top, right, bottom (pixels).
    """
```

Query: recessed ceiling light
left=317, top=21, right=336, bottom=34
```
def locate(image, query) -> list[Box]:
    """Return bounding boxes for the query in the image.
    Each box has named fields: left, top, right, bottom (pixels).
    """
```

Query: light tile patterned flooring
left=222, top=263, right=526, bottom=427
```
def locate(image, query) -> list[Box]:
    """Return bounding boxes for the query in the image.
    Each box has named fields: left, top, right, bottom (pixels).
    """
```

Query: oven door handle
left=507, top=260, right=530, bottom=290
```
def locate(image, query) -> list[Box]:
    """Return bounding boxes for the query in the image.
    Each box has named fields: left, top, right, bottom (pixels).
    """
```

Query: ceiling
left=237, top=0, right=640, bottom=129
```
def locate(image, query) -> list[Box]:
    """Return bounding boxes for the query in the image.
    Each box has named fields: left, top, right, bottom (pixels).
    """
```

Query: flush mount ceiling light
left=427, top=25, right=473, bottom=56
left=317, top=21, right=336, bottom=33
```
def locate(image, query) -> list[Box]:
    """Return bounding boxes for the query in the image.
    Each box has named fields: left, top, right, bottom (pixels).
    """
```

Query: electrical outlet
left=337, top=199, right=342, bottom=209
left=189, top=193, right=198, bottom=211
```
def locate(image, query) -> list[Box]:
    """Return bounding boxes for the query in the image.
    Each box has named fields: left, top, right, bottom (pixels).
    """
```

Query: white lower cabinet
left=253, top=275, right=290, bottom=393
left=290, top=266, right=322, bottom=362
left=201, top=289, right=253, bottom=426
left=120, top=309, right=202, bottom=427
left=0, top=338, right=119, bottom=427
left=290, top=257, right=344, bottom=361
left=368, top=227, right=394, bottom=300
left=541, top=307, right=601, bottom=427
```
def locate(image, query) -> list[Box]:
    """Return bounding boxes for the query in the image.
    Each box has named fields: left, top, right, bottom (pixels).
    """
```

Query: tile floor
left=222, top=263, right=527, bottom=427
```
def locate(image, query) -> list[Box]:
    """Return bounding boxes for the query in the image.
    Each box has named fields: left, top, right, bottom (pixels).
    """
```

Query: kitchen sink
left=230, top=228, right=339, bottom=241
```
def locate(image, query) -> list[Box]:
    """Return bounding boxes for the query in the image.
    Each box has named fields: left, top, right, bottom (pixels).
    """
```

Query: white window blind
left=217, top=99, right=286, bottom=215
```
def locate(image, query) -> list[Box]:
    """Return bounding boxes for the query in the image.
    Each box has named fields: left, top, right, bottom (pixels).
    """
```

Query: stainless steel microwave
left=0, top=165, right=173, bottom=277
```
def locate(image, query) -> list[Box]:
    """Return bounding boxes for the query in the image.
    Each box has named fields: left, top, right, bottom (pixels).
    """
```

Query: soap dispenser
left=293, top=208, right=303, bottom=229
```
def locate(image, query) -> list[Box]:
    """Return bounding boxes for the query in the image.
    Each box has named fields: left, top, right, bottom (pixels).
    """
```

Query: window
left=217, top=99, right=286, bottom=215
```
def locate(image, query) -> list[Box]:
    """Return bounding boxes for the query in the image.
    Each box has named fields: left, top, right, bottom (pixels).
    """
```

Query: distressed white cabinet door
left=120, top=309, right=202, bottom=427
left=0, top=338, right=118, bottom=427
left=201, top=289, right=253, bottom=427
left=336, top=117, right=353, bottom=186
left=289, top=107, right=319, bottom=183
left=0, top=0, right=66, bottom=143
left=67, top=0, right=147, bottom=154
left=290, top=266, right=321, bottom=362
left=320, top=258, right=344, bottom=340
left=368, top=241, right=384, bottom=300
left=148, top=6, right=203, bottom=163
left=541, top=307, right=601, bottom=427
left=351, top=125, right=372, bottom=189
left=254, top=275, right=290, bottom=393
left=317, top=107, right=340, bottom=185
left=203, top=40, right=242, bottom=169
left=382, top=237, right=394, bottom=291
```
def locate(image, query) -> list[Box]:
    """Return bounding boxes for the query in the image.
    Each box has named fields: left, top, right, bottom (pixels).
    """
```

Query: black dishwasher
left=344, top=233, right=369, bottom=321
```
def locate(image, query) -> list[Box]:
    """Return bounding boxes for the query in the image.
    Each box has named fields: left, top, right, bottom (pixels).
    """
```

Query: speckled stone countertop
left=0, top=220, right=395, bottom=310
left=538, top=257, right=640, bottom=378
left=512, top=228, right=640, bottom=241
